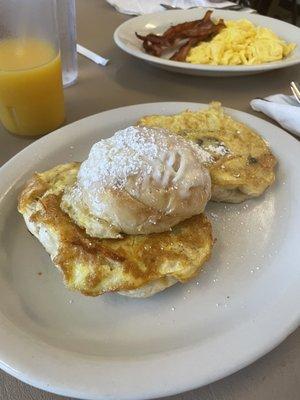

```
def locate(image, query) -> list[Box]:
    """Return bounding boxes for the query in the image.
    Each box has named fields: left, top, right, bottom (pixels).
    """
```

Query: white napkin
left=250, top=94, right=300, bottom=137
left=106, top=0, right=253, bottom=15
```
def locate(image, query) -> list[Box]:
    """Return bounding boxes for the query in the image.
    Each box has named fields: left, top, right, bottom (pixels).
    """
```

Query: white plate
left=0, top=102, right=299, bottom=400
left=114, top=9, right=300, bottom=77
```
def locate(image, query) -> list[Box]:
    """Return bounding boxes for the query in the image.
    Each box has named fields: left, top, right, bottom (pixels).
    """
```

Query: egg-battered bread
left=138, top=102, right=277, bottom=203
left=18, top=163, right=213, bottom=297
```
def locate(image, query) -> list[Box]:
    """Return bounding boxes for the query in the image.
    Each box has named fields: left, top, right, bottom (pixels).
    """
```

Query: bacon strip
left=135, top=32, right=171, bottom=57
left=170, top=38, right=199, bottom=62
left=135, top=11, right=225, bottom=62
left=171, top=19, right=225, bottom=61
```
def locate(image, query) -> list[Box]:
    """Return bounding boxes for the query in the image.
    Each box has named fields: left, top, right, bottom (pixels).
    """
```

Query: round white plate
left=114, top=9, right=300, bottom=77
left=0, top=103, right=299, bottom=400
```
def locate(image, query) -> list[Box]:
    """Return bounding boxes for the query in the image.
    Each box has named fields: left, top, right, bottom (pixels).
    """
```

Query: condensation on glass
left=56, top=0, right=78, bottom=87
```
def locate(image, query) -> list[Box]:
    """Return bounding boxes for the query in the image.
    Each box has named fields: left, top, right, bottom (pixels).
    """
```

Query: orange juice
left=0, top=38, right=65, bottom=136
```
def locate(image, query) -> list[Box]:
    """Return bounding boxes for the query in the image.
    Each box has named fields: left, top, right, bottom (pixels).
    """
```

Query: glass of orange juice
left=0, top=0, right=65, bottom=137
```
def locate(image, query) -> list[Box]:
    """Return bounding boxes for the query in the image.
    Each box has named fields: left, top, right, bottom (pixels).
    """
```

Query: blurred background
left=251, top=0, right=299, bottom=25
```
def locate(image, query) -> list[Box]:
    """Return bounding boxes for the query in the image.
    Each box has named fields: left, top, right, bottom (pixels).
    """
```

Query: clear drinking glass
left=0, top=0, right=65, bottom=137
left=56, top=0, right=78, bottom=87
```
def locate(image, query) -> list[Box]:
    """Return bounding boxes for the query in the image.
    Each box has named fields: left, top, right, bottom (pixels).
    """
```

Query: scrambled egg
left=186, top=19, right=296, bottom=65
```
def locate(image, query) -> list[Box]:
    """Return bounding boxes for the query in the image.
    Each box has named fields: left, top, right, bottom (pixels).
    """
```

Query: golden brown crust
left=18, top=163, right=213, bottom=296
left=18, top=162, right=80, bottom=213
left=137, top=102, right=277, bottom=202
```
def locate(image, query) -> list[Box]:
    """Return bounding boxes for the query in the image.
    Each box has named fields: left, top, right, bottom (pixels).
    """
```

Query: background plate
left=0, top=102, right=299, bottom=399
left=114, top=9, right=300, bottom=77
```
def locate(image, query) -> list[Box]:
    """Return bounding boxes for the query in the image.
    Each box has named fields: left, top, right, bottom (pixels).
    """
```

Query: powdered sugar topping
left=78, top=125, right=211, bottom=193
left=205, top=143, right=229, bottom=156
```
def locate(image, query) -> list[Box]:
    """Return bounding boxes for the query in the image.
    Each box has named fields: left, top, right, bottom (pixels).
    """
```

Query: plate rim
left=0, top=102, right=299, bottom=400
left=114, top=9, right=300, bottom=73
